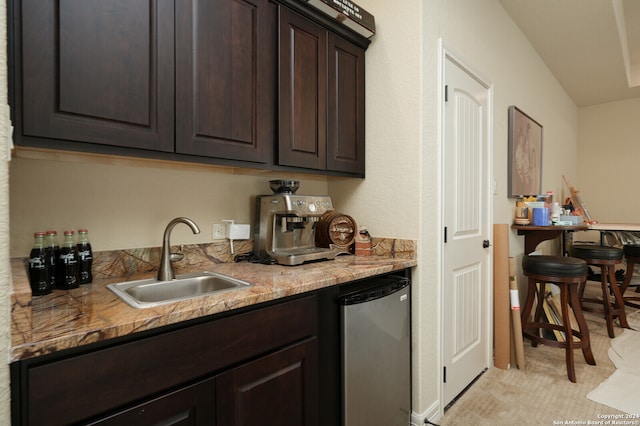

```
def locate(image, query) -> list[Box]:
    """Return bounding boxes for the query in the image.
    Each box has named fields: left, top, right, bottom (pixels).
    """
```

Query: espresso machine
left=254, top=180, right=337, bottom=266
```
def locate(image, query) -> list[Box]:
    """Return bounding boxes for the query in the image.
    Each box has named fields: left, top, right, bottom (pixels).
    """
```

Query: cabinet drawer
left=25, top=295, right=317, bottom=425
left=87, top=377, right=216, bottom=425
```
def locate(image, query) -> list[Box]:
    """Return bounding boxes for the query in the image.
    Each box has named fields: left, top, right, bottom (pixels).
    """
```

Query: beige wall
left=330, top=0, right=579, bottom=420
left=9, top=156, right=330, bottom=255
left=5, top=0, right=582, bottom=424
left=578, top=97, right=640, bottom=223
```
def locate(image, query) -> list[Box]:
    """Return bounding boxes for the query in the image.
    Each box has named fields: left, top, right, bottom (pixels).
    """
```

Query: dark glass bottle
left=45, top=230, right=60, bottom=289
left=77, top=229, right=93, bottom=284
left=28, top=232, right=52, bottom=296
left=57, top=230, right=79, bottom=289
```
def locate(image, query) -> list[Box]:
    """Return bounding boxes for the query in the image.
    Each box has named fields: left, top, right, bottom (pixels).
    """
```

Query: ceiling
left=499, top=0, right=640, bottom=107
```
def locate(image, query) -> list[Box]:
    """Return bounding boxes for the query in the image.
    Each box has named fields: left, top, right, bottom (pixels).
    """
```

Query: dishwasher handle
left=339, top=277, right=410, bottom=306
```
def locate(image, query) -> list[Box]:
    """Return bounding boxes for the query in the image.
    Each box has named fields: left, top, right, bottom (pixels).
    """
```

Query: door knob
left=483, top=240, right=490, bottom=248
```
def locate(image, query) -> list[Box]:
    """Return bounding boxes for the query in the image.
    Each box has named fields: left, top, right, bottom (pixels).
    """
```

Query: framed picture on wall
left=508, top=105, right=543, bottom=198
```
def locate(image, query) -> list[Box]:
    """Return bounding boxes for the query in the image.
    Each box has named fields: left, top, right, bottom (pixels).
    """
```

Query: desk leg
left=522, top=229, right=564, bottom=255
left=562, top=231, right=576, bottom=256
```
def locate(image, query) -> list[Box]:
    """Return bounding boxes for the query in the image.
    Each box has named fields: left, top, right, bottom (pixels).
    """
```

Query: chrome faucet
left=158, top=217, right=201, bottom=281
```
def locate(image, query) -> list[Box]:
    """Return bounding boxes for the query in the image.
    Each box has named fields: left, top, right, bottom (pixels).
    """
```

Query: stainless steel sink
left=107, top=271, right=253, bottom=308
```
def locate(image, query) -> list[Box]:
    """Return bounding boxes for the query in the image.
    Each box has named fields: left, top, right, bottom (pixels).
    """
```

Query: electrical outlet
left=212, top=224, right=226, bottom=240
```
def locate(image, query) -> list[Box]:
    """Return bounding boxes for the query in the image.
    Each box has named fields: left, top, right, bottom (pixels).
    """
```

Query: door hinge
left=444, top=226, right=448, bottom=243
left=444, top=85, right=448, bottom=102
left=443, top=366, right=447, bottom=383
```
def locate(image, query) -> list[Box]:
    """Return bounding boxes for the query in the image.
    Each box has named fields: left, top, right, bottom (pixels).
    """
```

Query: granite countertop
left=11, top=238, right=416, bottom=362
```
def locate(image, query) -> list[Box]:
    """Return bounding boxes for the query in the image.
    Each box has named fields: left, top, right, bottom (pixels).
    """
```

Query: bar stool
left=521, top=255, right=596, bottom=383
left=619, top=244, right=640, bottom=309
left=569, top=244, right=629, bottom=338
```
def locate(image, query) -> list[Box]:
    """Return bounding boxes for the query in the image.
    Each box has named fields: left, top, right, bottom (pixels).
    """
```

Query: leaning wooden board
left=493, top=224, right=511, bottom=369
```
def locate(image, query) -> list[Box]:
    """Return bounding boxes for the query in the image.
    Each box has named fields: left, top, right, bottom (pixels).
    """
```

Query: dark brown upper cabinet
left=12, top=0, right=368, bottom=175
left=327, top=33, right=366, bottom=174
left=278, top=7, right=328, bottom=170
left=18, top=0, right=175, bottom=152
left=15, top=0, right=276, bottom=164
left=175, top=0, right=277, bottom=163
left=278, top=7, right=366, bottom=175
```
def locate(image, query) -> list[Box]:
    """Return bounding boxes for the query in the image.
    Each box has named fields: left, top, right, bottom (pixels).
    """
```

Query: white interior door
left=442, top=54, right=492, bottom=406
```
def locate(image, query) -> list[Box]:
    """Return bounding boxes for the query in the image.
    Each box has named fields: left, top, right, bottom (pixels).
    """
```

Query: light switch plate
left=227, top=224, right=250, bottom=240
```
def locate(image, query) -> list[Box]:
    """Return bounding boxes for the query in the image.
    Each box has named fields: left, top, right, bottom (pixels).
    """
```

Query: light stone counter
left=11, top=238, right=416, bottom=361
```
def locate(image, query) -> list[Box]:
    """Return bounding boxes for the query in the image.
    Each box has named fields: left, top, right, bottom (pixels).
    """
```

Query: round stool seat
left=523, top=255, right=586, bottom=277
left=569, top=244, right=629, bottom=338
left=570, top=245, right=623, bottom=261
left=623, top=244, right=640, bottom=259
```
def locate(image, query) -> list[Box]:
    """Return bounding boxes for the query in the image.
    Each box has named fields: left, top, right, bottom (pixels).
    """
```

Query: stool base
left=579, top=263, right=629, bottom=338
left=620, top=255, right=640, bottom=309
left=522, top=275, right=596, bottom=383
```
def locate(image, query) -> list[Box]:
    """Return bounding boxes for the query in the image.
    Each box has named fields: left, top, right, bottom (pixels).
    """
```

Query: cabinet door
left=278, top=7, right=327, bottom=170
left=88, top=378, right=215, bottom=426
left=19, top=0, right=174, bottom=152
left=175, top=0, right=276, bottom=162
left=216, top=337, right=318, bottom=426
left=327, top=33, right=365, bottom=175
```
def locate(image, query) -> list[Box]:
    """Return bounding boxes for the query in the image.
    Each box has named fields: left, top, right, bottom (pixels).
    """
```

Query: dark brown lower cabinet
left=87, top=378, right=216, bottom=425
left=217, top=338, right=318, bottom=426
left=90, top=338, right=317, bottom=426
left=11, top=295, right=318, bottom=426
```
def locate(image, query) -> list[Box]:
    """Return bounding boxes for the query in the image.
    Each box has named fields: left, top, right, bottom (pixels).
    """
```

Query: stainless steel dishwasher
left=340, top=275, right=411, bottom=426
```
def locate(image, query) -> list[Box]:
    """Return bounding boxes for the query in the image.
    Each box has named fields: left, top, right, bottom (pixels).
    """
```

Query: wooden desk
left=511, top=224, right=589, bottom=255
left=589, top=223, right=640, bottom=232
left=589, top=223, right=640, bottom=245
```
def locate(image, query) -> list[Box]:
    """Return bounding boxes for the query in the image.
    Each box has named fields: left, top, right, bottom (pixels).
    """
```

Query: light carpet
left=441, top=298, right=640, bottom=425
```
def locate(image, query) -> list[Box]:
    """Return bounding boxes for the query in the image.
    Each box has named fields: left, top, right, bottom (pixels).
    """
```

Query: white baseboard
left=411, top=400, right=441, bottom=425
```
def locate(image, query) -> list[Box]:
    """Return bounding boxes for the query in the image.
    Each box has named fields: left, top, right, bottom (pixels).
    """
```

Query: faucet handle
left=170, top=244, right=185, bottom=262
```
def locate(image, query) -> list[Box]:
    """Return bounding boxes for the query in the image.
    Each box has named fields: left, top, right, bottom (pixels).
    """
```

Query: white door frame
left=438, top=40, right=494, bottom=414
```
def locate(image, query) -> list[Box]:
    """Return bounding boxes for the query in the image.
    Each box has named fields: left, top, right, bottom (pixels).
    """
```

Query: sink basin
left=107, top=271, right=253, bottom=308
